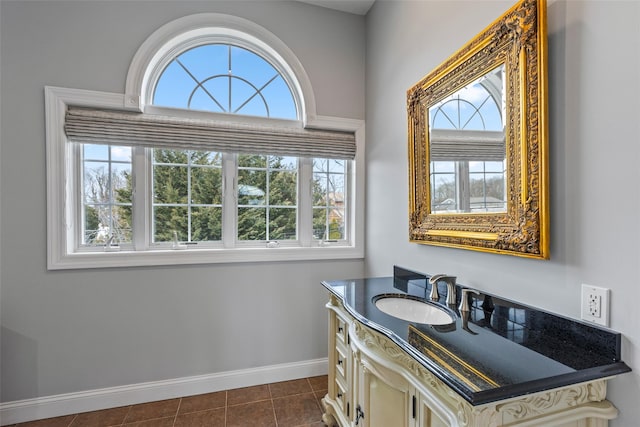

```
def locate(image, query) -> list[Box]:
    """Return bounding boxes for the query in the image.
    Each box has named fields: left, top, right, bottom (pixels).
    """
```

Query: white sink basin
left=374, top=295, right=455, bottom=325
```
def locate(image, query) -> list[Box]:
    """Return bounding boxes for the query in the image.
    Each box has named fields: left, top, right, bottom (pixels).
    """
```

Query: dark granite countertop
left=321, top=267, right=631, bottom=405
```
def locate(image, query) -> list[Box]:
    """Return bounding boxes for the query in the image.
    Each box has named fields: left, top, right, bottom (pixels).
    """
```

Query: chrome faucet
left=428, top=274, right=457, bottom=304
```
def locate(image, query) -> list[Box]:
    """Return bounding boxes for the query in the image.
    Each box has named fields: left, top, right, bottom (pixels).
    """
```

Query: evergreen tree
left=96, top=149, right=342, bottom=243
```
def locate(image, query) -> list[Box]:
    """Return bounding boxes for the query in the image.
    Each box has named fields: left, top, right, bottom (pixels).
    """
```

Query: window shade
left=430, top=129, right=505, bottom=162
left=64, top=107, right=356, bottom=160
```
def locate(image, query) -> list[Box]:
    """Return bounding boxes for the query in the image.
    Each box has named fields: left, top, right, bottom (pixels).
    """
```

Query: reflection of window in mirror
left=429, top=64, right=506, bottom=213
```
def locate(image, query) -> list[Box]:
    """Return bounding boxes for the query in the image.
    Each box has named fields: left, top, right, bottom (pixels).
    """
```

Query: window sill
left=48, top=246, right=364, bottom=270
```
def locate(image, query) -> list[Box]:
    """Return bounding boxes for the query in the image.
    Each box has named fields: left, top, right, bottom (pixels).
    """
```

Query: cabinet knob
left=337, top=358, right=343, bottom=365
left=338, top=326, right=344, bottom=333
left=337, top=392, right=343, bottom=398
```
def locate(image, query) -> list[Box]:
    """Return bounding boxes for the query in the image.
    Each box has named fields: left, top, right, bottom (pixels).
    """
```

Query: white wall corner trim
left=0, top=358, right=328, bottom=426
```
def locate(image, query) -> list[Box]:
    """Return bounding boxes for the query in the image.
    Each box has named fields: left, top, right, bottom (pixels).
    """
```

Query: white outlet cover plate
left=581, top=284, right=609, bottom=327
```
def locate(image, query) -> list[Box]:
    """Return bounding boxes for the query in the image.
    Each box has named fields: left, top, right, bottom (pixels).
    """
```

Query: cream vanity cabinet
left=353, top=346, right=451, bottom=427
left=321, top=294, right=623, bottom=427
left=323, top=295, right=457, bottom=427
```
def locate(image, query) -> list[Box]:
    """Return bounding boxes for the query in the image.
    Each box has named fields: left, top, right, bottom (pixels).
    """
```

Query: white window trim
left=45, top=86, right=365, bottom=270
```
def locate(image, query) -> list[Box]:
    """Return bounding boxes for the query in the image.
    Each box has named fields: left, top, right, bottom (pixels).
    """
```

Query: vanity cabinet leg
left=321, top=395, right=340, bottom=427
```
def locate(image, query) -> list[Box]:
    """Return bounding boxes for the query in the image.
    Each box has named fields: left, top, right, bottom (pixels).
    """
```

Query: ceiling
left=296, top=0, right=375, bottom=15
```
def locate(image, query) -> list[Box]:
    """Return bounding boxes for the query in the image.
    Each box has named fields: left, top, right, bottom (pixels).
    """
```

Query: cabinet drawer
left=335, top=344, right=348, bottom=383
left=334, top=378, right=348, bottom=414
left=335, top=314, right=348, bottom=344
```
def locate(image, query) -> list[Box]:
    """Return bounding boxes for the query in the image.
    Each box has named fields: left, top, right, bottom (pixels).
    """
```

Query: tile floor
left=7, top=376, right=328, bottom=427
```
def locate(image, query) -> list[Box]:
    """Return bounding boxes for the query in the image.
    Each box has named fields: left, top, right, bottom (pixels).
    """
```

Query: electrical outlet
left=581, top=284, right=609, bottom=327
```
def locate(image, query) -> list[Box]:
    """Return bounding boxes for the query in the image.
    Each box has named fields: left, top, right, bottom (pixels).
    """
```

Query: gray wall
left=3, top=0, right=640, bottom=425
left=0, top=1, right=365, bottom=401
left=365, top=1, right=640, bottom=426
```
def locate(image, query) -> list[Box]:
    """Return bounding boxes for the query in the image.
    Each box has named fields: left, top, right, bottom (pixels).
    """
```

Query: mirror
left=407, top=0, right=549, bottom=258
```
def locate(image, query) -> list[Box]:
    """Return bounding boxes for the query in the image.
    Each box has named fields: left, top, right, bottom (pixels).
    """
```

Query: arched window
left=45, top=14, right=364, bottom=269
left=153, top=44, right=297, bottom=119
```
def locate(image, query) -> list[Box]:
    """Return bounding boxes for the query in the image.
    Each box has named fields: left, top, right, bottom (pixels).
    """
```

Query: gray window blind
left=64, top=107, right=356, bottom=160
left=430, top=129, right=505, bottom=162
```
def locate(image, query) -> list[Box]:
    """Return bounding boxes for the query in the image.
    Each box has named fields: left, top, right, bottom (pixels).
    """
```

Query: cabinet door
left=415, top=392, right=451, bottom=427
left=356, top=353, right=412, bottom=427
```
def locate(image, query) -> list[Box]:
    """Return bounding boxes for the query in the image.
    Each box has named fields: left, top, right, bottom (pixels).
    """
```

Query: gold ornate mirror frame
left=407, top=0, right=549, bottom=259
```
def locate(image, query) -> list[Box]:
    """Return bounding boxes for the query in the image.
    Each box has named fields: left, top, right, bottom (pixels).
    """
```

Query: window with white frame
left=429, top=64, right=506, bottom=213
left=45, top=14, right=363, bottom=269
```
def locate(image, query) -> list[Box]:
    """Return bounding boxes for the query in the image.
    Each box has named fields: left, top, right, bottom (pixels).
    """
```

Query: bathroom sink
left=373, top=295, right=455, bottom=325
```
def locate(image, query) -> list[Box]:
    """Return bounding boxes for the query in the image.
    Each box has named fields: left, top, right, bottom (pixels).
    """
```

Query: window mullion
left=222, top=153, right=237, bottom=248
left=298, top=158, right=312, bottom=247
left=71, top=142, right=83, bottom=251
left=132, top=146, right=149, bottom=250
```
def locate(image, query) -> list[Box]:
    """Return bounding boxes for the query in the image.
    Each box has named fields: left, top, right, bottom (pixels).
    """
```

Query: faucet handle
left=458, top=288, right=480, bottom=312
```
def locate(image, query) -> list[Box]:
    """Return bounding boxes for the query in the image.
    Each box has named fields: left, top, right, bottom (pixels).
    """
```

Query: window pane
left=84, top=204, right=107, bottom=243
left=328, top=209, right=345, bottom=240
left=191, top=167, right=222, bottom=205
left=238, top=154, right=267, bottom=168
left=112, top=163, right=132, bottom=203
left=469, top=161, right=485, bottom=173
left=432, top=173, right=456, bottom=211
left=154, top=206, right=188, bottom=242
left=152, top=149, right=223, bottom=243
left=238, top=207, right=266, bottom=240
left=261, top=77, right=297, bottom=119
left=237, top=155, right=298, bottom=241
left=232, top=46, right=277, bottom=88
left=485, top=161, right=505, bottom=173
left=232, top=79, right=268, bottom=117
left=269, top=207, right=297, bottom=240
left=153, top=165, right=188, bottom=204
left=269, top=170, right=297, bottom=206
left=313, top=207, right=345, bottom=240
left=83, top=162, right=109, bottom=204
left=313, top=174, right=328, bottom=205
left=431, top=161, right=455, bottom=173
left=313, top=158, right=328, bottom=173
left=81, top=144, right=133, bottom=246
left=270, top=156, right=297, bottom=170
left=112, top=205, right=132, bottom=243
left=327, top=174, right=345, bottom=205
left=191, top=151, right=222, bottom=166
left=181, top=44, right=228, bottom=81
left=153, top=62, right=197, bottom=109
left=154, top=149, right=188, bottom=164
left=313, top=208, right=327, bottom=239
left=238, top=169, right=266, bottom=206
left=312, top=157, right=347, bottom=241
left=191, top=207, right=222, bottom=241
left=191, top=78, right=227, bottom=113
left=83, top=144, right=108, bottom=161
left=111, top=146, right=132, bottom=162
left=328, top=159, right=345, bottom=173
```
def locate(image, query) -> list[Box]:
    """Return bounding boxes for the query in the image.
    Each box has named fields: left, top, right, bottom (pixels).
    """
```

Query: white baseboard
left=0, top=358, right=328, bottom=426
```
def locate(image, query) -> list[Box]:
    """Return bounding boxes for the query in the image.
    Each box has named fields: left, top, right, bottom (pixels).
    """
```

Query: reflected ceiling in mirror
left=407, top=0, right=549, bottom=259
